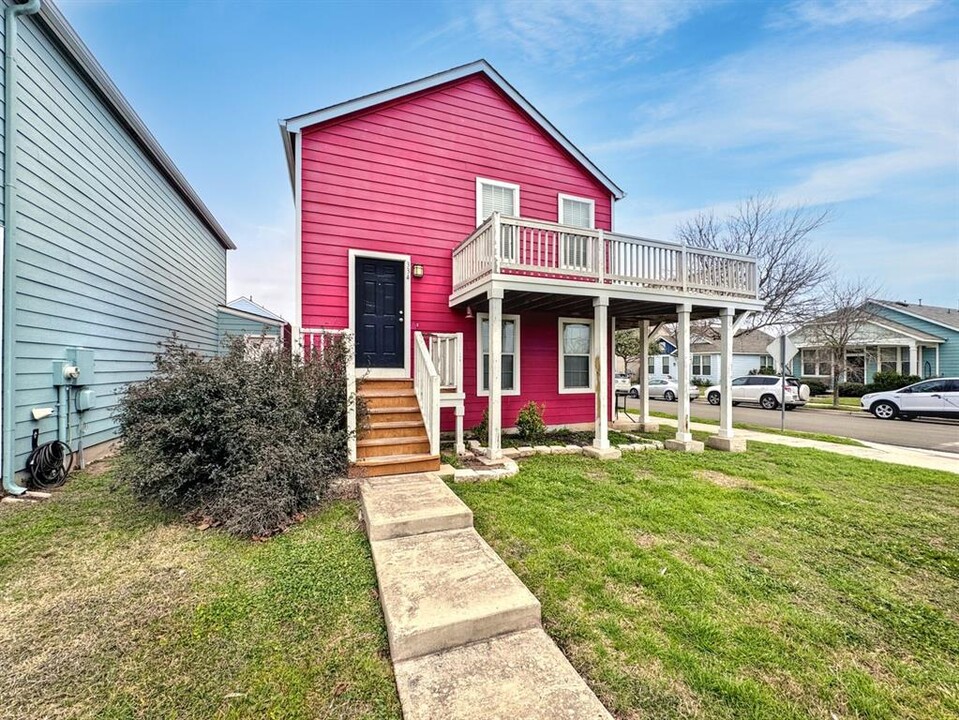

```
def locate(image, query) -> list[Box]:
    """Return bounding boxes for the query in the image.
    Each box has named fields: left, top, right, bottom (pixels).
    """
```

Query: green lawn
left=0, top=468, right=401, bottom=720
left=450, top=447, right=959, bottom=720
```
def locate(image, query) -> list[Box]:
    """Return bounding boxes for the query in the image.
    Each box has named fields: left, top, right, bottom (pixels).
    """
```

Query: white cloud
left=781, top=0, right=940, bottom=27
left=473, top=0, right=709, bottom=63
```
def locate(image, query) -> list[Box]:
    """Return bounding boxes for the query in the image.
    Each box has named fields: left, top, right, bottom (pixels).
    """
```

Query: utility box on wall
left=52, top=348, right=95, bottom=387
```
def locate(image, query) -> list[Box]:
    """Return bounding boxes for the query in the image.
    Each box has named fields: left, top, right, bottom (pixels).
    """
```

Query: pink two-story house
left=280, top=61, right=763, bottom=476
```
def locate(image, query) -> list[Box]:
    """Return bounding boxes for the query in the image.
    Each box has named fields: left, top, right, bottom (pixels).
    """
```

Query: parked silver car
left=629, top=377, right=699, bottom=402
left=861, top=378, right=959, bottom=420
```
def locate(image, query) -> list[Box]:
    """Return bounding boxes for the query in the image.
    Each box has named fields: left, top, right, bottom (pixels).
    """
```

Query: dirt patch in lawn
left=695, top=469, right=754, bottom=489
left=0, top=524, right=210, bottom=719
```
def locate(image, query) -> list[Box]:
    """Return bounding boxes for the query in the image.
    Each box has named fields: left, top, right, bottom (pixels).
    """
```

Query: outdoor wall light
left=412, top=263, right=425, bottom=278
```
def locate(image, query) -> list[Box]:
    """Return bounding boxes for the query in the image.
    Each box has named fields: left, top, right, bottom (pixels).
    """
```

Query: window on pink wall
left=476, top=177, right=519, bottom=226
left=477, top=313, right=520, bottom=396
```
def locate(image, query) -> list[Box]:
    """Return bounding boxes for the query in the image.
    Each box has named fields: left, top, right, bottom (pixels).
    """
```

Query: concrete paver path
left=360, top=473, right=612, bottom=720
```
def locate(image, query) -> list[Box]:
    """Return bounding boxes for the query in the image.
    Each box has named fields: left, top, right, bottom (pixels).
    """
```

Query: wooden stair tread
left=358, top=435, right=429, bottom=447
left=359, top=388, right=416, bottom=398
left=355, top=453, right=440, bottom=467
left=367, top=406, right=420, bottom=414
left=366, top=420, right=426, bottom=429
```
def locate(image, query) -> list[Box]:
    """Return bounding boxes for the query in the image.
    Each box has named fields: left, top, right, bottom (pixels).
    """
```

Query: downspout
left=2, top=0, right=41, bottom=495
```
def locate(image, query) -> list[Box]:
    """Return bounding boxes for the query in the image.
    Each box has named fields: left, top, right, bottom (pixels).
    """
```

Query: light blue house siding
left=2, top=3, right=232, bottom=474
left=217, top=309, right=284, bottom=348
left=870, top=305, right=958, bottom=378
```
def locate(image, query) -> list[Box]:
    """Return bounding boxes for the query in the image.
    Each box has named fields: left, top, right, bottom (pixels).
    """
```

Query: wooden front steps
left=355, top=378, right=440, bottom=477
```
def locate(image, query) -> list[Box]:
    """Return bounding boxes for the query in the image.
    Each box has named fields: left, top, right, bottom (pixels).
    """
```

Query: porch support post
left=666, top=302, right=703, bottom=453
left=638, top=320, right=651, bottom=423
left=454, top=404, right=466, bottom=455
left=936, top=345, right=940, bottom=376
left=593, top=297, right=610, bottom=450
left=706, top=307, right=745, bottom=452
left=908, top=343, right=918, bottom=378
left=487, top=287, right=503, bottom=460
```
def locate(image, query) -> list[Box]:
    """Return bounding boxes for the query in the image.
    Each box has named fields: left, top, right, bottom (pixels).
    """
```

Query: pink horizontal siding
left=300, top=73, right=614, bottom=428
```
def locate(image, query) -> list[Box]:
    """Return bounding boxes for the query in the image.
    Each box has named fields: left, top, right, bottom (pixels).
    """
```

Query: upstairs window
left=558, top=194, right=595, bottom=229
left=476, top=177, right=519, bottom=226
left=559, top=318, right=593, bottom=393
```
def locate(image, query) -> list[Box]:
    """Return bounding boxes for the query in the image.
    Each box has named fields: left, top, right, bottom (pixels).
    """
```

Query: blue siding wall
left=871, top=306, right=959, bottom=377
left=217, top=310, right=282, bottom=351
left=4, top=12, right=227, bottom=468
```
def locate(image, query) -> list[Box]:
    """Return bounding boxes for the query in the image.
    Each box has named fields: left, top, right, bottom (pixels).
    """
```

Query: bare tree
left=797, top=277, right=881, bottom=407
left=676, top=194, right=831, bottom=331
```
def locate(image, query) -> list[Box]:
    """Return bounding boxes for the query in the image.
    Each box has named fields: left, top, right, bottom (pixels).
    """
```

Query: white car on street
left=861, top=378, right=959, bottom=420
left=629, top=377, right=699, bottom=402
left=704, top=376, right=810, bottom=410
left=614, top=373, right=632, bottom=393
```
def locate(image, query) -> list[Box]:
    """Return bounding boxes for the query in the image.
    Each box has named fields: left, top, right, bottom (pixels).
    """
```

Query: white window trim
left=558, top=317, right=595, bottom=394
left=476, top=176, right=520, bottom=226
left=557, top=193, right=595, bottom=228
left=347, top=248, right=411, bottom=379
left=476, top=312, right=521, bottom=397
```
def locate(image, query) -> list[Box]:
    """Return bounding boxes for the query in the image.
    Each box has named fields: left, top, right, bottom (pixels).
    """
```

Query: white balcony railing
left=413, top=331, right=440, bottom=456
left=452, top=213, right=759, bottom=299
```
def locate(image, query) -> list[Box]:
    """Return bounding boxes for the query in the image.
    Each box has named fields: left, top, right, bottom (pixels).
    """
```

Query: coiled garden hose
left=26, top=440, right=74, bottom=490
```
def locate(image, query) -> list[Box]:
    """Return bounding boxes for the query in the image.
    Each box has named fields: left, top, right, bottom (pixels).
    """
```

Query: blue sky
left=59, top=0, right=958, bottom=320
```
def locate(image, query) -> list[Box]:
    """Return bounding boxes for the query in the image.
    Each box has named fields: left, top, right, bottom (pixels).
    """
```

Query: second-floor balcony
left=451, top=213, right=759, bottom=304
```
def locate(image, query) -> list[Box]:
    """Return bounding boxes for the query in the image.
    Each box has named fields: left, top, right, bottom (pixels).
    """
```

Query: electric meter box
left=75, top=388, right=96, bottom=412
left=52, top=348, right=95, bottom=386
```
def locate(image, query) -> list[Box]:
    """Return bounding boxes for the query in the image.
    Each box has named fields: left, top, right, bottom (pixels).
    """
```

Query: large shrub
left=837, top=382, right=867, bottom=398
left=869, top=371, right=920, bottom=392
left=116, top=337, right=354, bottom=537
left=801, top=377, right=830, bottom=396
left=515, top=401, right=546, bottom=441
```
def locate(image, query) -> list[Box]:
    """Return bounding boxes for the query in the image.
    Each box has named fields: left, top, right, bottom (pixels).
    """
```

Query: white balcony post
left=593, top=296, right=610, bottom=450
left=639, top=320, right=651, bottom=424
left=492, top=212, right=502, bottom=273
left=666, top=303, right=703, bottom=452
left=487, top=287, right=503, bottom=459
left=718, top=308, right=734, bottom=439
left=454, top=405, right=466, bottom=455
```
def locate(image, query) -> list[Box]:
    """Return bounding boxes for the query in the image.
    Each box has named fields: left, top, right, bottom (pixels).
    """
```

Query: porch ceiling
left=464, top=290, right=728, bottom=325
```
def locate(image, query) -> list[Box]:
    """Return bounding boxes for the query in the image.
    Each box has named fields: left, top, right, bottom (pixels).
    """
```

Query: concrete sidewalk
left=653, top=417, right=959, bottom=475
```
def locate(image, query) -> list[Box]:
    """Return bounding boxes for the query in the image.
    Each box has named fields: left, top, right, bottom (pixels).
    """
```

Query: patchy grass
left=648, top=410, right=864, bottom=447
left=450, top=446, right=959, bottom=720
left=0, top=467, right=400, bottom=720
left=809, top=396, right=863, bottom=408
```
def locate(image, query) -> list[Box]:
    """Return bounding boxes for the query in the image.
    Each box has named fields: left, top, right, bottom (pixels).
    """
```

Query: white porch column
left=666, top=303, right=703, bottom=453
left=936, top=345, right=940, bottom=376
left=593, top=297, right=610, bottom=450
left=908, top=343, right=918, bottom=378
left=638, top=320, right=651, bottom=423
left=706, top=308, right=745, bottom=452
left=454, top=405, right=466, bottom=455
left=487, top=288, right=503, bottom=460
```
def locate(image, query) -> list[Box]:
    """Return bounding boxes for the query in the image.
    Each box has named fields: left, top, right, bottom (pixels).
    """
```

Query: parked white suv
left=705, top=376, right=811, bottom=410
left=861, top=378, right=959, bottom=420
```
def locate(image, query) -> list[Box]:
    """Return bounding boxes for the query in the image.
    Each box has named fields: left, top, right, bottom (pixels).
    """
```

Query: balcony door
left=354, top=256, right=405, bottom=370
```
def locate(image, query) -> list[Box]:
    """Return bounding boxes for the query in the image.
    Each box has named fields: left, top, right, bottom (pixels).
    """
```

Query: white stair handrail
left=413, top=331, right=440, bottom=456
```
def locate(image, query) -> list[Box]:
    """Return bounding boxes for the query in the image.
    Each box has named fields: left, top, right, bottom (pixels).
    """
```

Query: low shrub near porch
left=116, top=337, right=353, bottom=538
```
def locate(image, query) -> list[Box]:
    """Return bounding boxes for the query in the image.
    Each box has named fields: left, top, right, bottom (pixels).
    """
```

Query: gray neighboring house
left=646, top=329, right=775, bottom=383
left=2, top=0, right=234, bottom=494
left=217, top=297, right=289, bottom=352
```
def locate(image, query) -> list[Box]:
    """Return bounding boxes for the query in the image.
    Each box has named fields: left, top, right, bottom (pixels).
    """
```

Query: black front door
left=355, top=257, right=404, bottom=368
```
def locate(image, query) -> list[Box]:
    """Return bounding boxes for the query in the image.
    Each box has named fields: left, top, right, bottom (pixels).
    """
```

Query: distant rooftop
left=872, top=300, right=959, bottom=332
left=223, top=297, right=286, bottom=323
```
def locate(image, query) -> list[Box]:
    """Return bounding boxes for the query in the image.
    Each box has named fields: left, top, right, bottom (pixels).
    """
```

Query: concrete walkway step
left=370, top=527, right=541, bottom=661
left=360, top=474, right=473, bottom=541
left=394, top=628, right=613, bottom=720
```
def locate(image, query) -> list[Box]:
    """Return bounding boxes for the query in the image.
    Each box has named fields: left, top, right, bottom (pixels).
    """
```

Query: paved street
left=625, top=398, right=959, bottom=455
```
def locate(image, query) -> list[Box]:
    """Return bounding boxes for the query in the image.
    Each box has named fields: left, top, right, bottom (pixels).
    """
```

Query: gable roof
left=37, top=1, right=235, bottom=250
left=688, top=328, right=776, bottom=355
left=220, top=297, right=287, bottom=325
left=870, top=300, right=959, bottom=332
left=278, top=60, right=624, bottom=200
left=789, top=313, right=944, bottom=344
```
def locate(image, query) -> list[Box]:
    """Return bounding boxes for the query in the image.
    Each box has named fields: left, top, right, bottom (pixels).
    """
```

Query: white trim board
left=348, top=249, right=412, bottom=379
left=476, top=312, right=521, bottom=397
